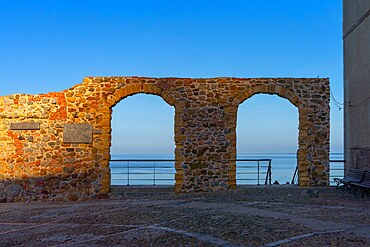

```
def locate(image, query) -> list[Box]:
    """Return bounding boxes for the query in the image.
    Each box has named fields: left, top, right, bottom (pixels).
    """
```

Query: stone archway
left=0, top=77, right=330, bottom=201
left=79, top=78, right=179, bottom=194
left=237, top=88, right=303, bottom=182
left=106, top=84, right=178, bottom=190
left=230, top=80, right=330, bottom=187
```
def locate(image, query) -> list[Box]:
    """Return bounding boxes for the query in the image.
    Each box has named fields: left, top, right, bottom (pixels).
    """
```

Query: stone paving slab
left=0, top=186, right=369, bottom=246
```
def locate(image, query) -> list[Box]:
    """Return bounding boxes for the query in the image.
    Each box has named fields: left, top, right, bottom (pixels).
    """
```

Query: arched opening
left=110, top=93, right=175, bottom=186
left=236, top=94, right=299, bottom=185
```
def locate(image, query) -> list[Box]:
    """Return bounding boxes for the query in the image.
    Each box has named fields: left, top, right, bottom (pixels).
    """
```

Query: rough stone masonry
left=0, top=77, right=330, bottom=202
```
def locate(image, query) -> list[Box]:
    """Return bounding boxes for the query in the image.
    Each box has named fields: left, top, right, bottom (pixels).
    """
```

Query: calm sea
left=110, top=153, right=344, bottom=186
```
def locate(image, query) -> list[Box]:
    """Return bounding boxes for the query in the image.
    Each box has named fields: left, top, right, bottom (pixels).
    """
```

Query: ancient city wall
left=0, top=77, right=330, bottom=202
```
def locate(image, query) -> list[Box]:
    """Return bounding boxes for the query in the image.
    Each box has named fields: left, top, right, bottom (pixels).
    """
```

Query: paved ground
left=0, top=186, right=370, bottom=246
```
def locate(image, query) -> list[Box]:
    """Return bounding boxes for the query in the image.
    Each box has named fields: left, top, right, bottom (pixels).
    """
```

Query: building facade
left=343, top=1, right=370, bottom=171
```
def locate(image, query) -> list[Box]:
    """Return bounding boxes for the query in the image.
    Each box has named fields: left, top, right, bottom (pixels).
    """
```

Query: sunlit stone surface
left=0, top=77, right=330, bottom=201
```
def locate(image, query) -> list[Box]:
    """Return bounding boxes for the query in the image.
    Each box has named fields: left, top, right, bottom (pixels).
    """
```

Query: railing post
left=291, top=165, right=298, bottom=185
left=127, top=161, right=130, bottom=186
left=153, top=161, right=156, bottom=186
left=265, top=161, right=269, bottom=185
left=257, top=161, right=260, bottom=185
left=269, top=160, right=272, bottom=185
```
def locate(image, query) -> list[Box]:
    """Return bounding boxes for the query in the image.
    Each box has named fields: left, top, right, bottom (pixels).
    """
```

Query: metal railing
left=110, top=159, right=273, bottom=186
left=291, top=166, right=299, bottom=185
left=291, top=160, right=345, bottom=185
left=235, top=159, right=272, bottom=185
left=110, top=159, right=175, bottom=186
left=329, top=160, right=345, bottom=185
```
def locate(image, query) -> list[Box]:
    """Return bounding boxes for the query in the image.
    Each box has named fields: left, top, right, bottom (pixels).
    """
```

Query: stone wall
left=0, top=77, right=330, bottom=202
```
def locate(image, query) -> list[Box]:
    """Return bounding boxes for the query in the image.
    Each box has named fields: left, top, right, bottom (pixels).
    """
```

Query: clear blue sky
left=0, top=0, right=343, bottom=154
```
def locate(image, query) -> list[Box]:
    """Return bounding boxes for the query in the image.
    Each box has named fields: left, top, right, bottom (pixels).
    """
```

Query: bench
left=333, top=168, right=366, bottom=191
left=351, top=171, right=370, bottom=198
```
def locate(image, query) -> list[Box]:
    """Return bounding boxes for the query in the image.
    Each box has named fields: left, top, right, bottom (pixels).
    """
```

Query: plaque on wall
left=10, top=122, right=40, bottom=130
left=63, top=123, right=93, bottom=143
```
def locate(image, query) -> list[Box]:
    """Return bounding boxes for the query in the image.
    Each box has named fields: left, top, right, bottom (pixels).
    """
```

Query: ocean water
left=110, top=153, right=344, bottom=186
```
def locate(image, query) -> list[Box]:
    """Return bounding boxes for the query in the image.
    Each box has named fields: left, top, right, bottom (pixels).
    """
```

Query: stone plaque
left=63, top=123, right=92, bottom=143
left=10, top=122, right=40, bottom=130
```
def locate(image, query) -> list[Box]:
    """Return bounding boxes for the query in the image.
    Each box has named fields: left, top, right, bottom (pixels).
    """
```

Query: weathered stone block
left=10, top=122, right=40, bottom=130
left=63, top=123, right=92, bottom=143
left=92, top=128, right=103, bottom=134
